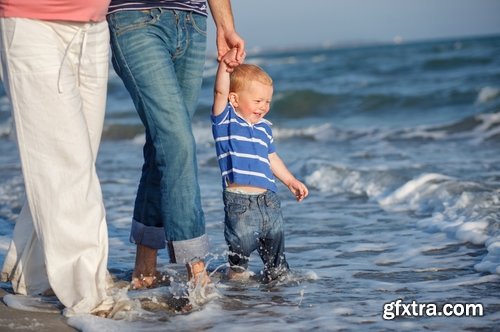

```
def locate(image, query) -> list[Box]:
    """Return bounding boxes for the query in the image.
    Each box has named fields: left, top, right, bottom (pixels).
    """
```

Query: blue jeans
left=108, top=9, right=208, bottom=263
left=223, top=190, right=289, bottom=282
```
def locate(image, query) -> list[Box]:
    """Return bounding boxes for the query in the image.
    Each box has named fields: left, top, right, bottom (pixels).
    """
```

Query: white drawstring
left=78, top=25, right=89, bottom=87
left=57, top=23, right=90, bottom=93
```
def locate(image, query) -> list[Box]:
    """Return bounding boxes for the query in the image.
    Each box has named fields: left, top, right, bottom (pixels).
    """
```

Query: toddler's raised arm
left=213, top=48, right=239, bottom=116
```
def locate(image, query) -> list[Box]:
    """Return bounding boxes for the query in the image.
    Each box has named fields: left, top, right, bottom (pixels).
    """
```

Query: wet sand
left=0, top=288, right=76, bottom=332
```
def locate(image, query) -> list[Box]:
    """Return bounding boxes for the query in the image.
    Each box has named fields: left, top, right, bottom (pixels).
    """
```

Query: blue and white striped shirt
left=211, top=103, right=278, bottom=192
left=108, top=0, right=208, bottom=16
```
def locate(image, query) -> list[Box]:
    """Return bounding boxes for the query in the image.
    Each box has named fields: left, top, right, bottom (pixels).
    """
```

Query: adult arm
left=208, top=0, right=245, bottom=65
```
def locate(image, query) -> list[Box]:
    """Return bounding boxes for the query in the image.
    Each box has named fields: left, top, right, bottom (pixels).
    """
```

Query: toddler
left=211, top=48, right=309, bottom=282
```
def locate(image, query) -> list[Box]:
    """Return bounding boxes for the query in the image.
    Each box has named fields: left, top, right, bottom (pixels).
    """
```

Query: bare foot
left=131, top=244, right=158, bottom=290
left=186, top=259, right=211, bottom=288
left=131, top=274, right=157, bottom=290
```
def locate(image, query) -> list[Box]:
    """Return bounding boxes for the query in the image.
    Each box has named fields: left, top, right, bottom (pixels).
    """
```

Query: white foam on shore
left=3, top=294, right=61, bottom=314
left=68, top=315, right=131, bottom=332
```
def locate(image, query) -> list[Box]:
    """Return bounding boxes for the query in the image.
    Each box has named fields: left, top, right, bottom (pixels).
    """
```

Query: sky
left=206, top=0, right=500, bottom=52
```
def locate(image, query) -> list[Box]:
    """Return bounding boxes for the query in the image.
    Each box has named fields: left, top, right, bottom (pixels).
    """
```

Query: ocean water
left=1, top=35, right=500, bottom=331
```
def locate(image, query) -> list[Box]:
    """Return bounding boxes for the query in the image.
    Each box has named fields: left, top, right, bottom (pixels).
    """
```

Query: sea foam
left=305, top=163, right=500, bottom=276
left=476, top=86, right=500, bottom=104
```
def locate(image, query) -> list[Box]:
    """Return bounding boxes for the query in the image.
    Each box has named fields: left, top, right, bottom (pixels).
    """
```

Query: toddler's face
left=232, top=81, right=273, bottom=124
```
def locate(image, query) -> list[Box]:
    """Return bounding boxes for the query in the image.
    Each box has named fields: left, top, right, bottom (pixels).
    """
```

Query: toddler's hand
left=221, top=47, right=244, bottom=72
left=288, top=179, right=309, bottom=202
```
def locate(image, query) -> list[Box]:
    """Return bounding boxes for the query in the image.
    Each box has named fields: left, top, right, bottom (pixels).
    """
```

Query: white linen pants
left=0, top=18, right=112, bottom=315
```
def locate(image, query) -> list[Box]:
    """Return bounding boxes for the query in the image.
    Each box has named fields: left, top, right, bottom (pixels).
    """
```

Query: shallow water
left=1, top=35, right=500, bottom=331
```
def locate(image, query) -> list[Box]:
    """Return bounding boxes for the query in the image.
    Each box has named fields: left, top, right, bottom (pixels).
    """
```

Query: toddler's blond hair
left=230, top=64, right=273, bottom=93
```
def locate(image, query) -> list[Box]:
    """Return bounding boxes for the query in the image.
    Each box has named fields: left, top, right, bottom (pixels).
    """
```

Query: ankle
left=134, top=244, right=158, bottom=277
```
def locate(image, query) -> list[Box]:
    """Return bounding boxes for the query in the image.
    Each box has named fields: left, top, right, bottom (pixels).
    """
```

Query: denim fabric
left=223, top=190, right=289, bottom=282
left=108, top=9, right=207, bottom=245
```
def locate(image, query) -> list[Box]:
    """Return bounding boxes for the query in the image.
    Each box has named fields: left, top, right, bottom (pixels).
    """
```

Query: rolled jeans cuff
left=129, top=219, right=166, bottom=249
left=168, top=234, right=209, bottom=264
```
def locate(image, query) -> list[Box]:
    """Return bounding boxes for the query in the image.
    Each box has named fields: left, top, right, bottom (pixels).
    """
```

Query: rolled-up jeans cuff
left=169, top=234, right=209, bottom=263
left=129, top=219, right=166, bottom=249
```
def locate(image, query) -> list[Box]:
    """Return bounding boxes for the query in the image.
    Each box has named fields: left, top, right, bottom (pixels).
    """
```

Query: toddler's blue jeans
left=223, top=190, right=289, bottom=282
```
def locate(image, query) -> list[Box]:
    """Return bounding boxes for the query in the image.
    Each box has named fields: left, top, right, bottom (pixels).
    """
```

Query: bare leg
left=131, top=244, right=158, bottom=289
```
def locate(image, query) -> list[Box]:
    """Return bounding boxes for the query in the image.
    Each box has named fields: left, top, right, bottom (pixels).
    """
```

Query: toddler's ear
left=229, top=92, right=239, bottom=107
